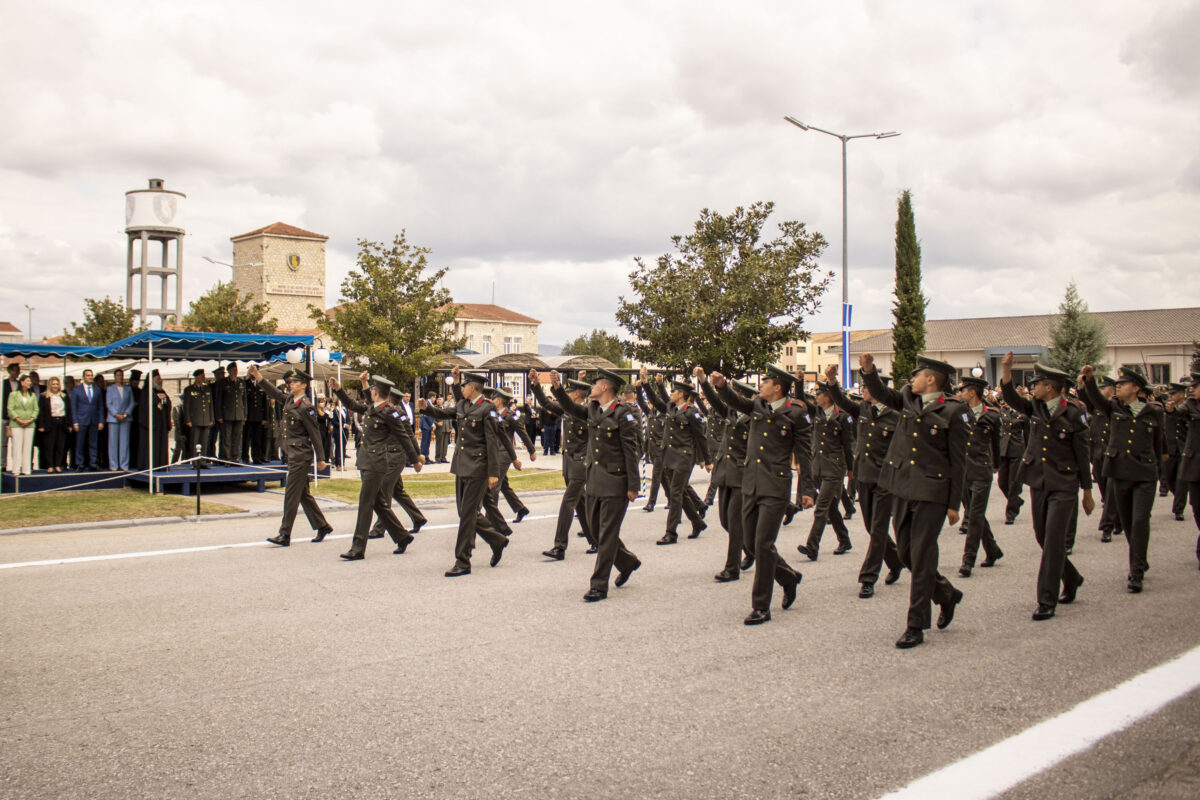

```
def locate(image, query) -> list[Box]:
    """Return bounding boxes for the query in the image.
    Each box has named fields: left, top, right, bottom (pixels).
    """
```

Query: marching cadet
left=485, top=387, right=536, bottom=534
left=861, top=353, right=968, bottom=648
left=636, top=381, right=667, bottom=512
left=826, top=370, right=905, bottom=598
left=710, top=366, right=812, bottom=624
left=1079, top=375, right=1122, bottom=542
left=328, top=373, right=419, bottom=560
left=418, top=367, right=512, bottom=577
left=548, top=369, right=643, bottom=601
left=1080, top=364, right=1165, bottom=593
left=957, top=376, right=1004, bottom=577
left=797, top=377, right=855, bottom=561
left=247, top=365, right=333, bottom=547
left=700, top=393, right=725, bottom=510
left=214, top=362, right=247, bottom=464
left=1000, top=355, right=1093, bottom=620
left=639, top=367, right=710, bottom=545
left=996, top=395, right=1029, bottom=524
left=368, top=386, right=428, bottom=539
left=1178, top=377, right=1200, bottom=567
left=696, top=367, right=754, bottom=582
left=180, top=368, right=214, bottom=468
left=530, top=370, right=595, bottom=559
left=1164, top=383, right=1190, bottom=521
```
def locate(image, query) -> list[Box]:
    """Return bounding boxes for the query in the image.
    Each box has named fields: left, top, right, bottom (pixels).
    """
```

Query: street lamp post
left=784, top=117, right=899, bottom=385
left=23, top=304, right=33, bottom=343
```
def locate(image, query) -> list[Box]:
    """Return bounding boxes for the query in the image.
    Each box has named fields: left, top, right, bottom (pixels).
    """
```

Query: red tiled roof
left=323, top=302, right=541, bottom=325
left=0, top=321, right=21, bottom=333
left=231, top=222, right=328, bottom=242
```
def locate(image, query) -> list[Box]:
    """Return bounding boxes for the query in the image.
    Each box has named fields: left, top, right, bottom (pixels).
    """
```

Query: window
left=785, top=346, right=793, bottom=356
left=503, top=336, right=514, bottom=354
left=817, top=346, right=822, bottom=355
left=482, top=336, right=492, bottom=355
left=466, top=335, right=475, bottom=352
left=797, top=346, right=807, bottom=354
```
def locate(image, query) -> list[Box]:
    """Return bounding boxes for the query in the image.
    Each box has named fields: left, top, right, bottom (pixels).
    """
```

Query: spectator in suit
left=419, top=392, right=437, bottom=458
left=62, top=375, right=77, bottom=469
left=37, top=376, right=71, bottom=472
left=539, top=401, right=561, bottom=456
left=70, top=369, right=105, bottom=471
left=2, top=361, right=20, bottom=472
left=6, top=373, right=38, bottom=475
left=105, top=368, right=135, bottom=470
left=329, top=395, right=350, bottom=468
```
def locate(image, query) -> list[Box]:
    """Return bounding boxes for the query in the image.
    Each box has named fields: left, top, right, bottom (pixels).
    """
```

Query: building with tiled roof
left=0, top=321, right=23, bottom=344
left=228, top=222, right=328, bottom=330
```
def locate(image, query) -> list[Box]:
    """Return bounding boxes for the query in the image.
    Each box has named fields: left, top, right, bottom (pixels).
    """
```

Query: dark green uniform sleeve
left=792, top=410, right=815, bottom=500
left=862, top=370, right=902, bottom=411
left=295, top=401, right=327, bottom=463
left=716, top=381, right=755, bottom=415
left=550, top=384, right=588, bottom=421
left=1000, top=379, right=1033, bottom=417
left=619, top=408, right=641, bottom=494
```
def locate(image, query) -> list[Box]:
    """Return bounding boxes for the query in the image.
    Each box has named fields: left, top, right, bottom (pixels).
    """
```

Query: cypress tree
left=890, top=189, right=926, bottom=379
left=1046, top=281, right=1108, bottom=377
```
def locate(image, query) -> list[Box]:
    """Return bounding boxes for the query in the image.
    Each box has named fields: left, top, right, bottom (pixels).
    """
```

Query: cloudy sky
left=1, top=0, right=1197, bottom=347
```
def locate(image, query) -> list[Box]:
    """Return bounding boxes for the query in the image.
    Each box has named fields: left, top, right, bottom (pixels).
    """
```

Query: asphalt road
left=2, top=483, right=1198, bottom=799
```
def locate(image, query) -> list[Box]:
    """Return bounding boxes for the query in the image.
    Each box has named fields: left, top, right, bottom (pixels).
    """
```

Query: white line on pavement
left=0, top=514, right=557, bottom=571
left=876, top=642, right=1200, bottom=800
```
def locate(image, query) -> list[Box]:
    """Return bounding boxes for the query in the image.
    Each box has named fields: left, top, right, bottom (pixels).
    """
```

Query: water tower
left=125, top=178, right=186, bottom=326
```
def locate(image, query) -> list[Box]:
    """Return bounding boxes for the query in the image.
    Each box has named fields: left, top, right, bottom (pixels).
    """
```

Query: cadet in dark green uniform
left=996, top=400, right=1029, bottom=524
left=1080, top=364, right=1164, bottom=593
left=797, top=379, right=854, bottom=561
left=1164, top=383, right=1189, bottom=520
left=482, top=387, right=533, bottom=535
left=248, top=365, right=332, bottom=547
left=956, top=376, right=1004, bottom=577
left=418, top=368, right=510, bottom=576
left=695, top=367, right=754, bottom=582
left=1178, top=377, right=1200, bottom=567
left=640, top=370, right=709, bottom=545
left=531, top=371, right=595, bottom=559
left=861, top=354, right=968, bottom=648
left=710, top=366, right=813, bottom=625
left=549, top=368, right=642, bottom=601
left=214, top=362, right=247, bottom=463
left=1079, top=376, right=1121, bottom=541
left=180, top=368, right=214, bottom=467
left=368, top=386, right=428, bottom=538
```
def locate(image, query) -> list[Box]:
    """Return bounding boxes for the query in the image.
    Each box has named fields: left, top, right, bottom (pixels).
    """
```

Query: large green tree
left=890, top=189, right=927, bottom=380
left=1046, top=281, right=1108, bottom=377
left=615, top=202, right=830, bottom=375
left=60, top=296, right=147, bottom=345
left=561, top=329, right=630, bottom=368
left=181, top=281, right=278, bottom=334
left=312, top=232, right=464, bottom=382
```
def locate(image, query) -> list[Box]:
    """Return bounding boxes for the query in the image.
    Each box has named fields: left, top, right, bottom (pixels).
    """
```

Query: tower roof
left=231, top=222, right=328, bottom=242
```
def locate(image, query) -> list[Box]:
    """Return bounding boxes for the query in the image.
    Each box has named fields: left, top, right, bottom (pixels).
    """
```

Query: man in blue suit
left=419, top=392, right=436, bottom=458
left=105, top=368, right=135, bottom=470
left=71, top=368, right=105, bottom=471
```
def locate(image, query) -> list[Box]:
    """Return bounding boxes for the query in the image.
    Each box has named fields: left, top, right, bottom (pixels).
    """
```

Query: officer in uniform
left=636, top=381, right=667, bottom=512
left=696, top=367, right=754, bottom=582
left=701, top=394, right=726, bottom=510
left=1080, top=364, right=1164, bottom=593
left=861, top=353, right=968, bottom=648
left=213, top=362, right=247, bottom=464
left=180, top=368, right=214, bottom=468
left=797, top=379, right=854, bottom=561
left=1079, top=376, right=1121, bottom=542
left=418, top=368, right=511, bottom=576
left=996, top=399, right=1029, bottom=525
left=367, top=386, right=428, bottom=538
left=1177, top=376, right=1200, bottom=567
left=330, top=373, right=419, bottom=559
left=827, top=371, right=905, bottom=598
left=243, top=370, right=267, bottom=464
left=1164, top=383, right=1189, bottom=520
left=957, top=376, right=1004, bottom=577
left=206, top=367, right=223, bottom=458
left=550, top=368, right=643, bottom=601
left=248, top=365, right=333, bottom=546
left=640, top=369, right=710, bottom=545
left=484, top=387, right=535, bottom=534
left=530, top=371, right=595, bottom=559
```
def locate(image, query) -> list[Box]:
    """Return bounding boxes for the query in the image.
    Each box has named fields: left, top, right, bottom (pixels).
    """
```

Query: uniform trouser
left=893, top=499, right=958, bottom=631
left=186, top=425, right=210, bottom=462
left=646, top=455, right=663, bottom=506
left=1172, top=463, right=1189, bottom=516
left=997, top=456, right=1024, bottom=519
left=1160, top=453, right=1179, bottom=494
left=857, top=481, right=902, bottom=585
left=106, top=420, right=130, bottom=470
left=806, top=476, right=851, bottom=552
left=1029, top=486, right=1082, bottom=608
left=350, top=468, right=410, bottom=554
left=962, top=477, right=1003, bottom=567
left=484, top=472, right=514, bottom=534
left=279, top=458, right=330, bottom=536
left=554, top=476, right=594, bottom=548
left=1186, top=481, right=1200, bottom=561
left=172, top=437, right=186, bottom=463
left=435, top=430, right=449, bottom=461
left=453, top=475, right=507, bottom=569
left=1065, top=495, right=1080, bottom=551
left=716, top=484, right=745, bottom=572
left=219, top=420, right=244, bottom=462
left=370, top=471, right=428, bottom=535
left=743, top=494, right=800, bottom=611
left=1112, top=478, right=1155, bottom=580
left=588, top=494, right=638, bottom=591
left=663, top=463, right=703, bottom=533
left=841, top=480, right=855, bottom=516
left=500, top=474, right=529, bottom=515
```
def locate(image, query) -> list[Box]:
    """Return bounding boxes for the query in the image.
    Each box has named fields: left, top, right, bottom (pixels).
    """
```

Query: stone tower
left=229, top=223, right=327, bottom=331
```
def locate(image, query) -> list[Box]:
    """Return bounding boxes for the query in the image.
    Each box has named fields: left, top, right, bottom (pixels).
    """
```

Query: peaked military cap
left=566, top=378, right=592, bottom=393
left=1032, top=363, right=1072, bottom=383
left=597, top=368, right=625, bottom=391
left=1097, top=375, right=1117, bottom=388
left=1115, top=366, right=1148, bottom=389
left=960, top=375, right=988, bottom=391
left=460, top=370, right=488, bottom=386
left=493, top=387, right=514, bottom=401
left=389, top=386, right=404, bottom=398
left=915, top=355, right=956, bottom=378
left=671, top=379, right=696, bottom=397
left=814, top=380, right=832, bottom=394
left=285, top=369, right=312, bottom=384
left=369, top=374, right=395, bottom=391
left=192, top=368, right=206, bottom=377
left=1167, top=382, right=1188, bottom=393
left=731, top=379, right=756, bottom=397
left=764, top=364, right=796, bottom=389
left=481, top=386, right=497, bottom=398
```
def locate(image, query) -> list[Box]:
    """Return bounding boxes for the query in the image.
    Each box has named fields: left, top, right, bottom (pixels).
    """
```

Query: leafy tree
left=181, top=281, right=278, bottom=334
left=311, top=232, right=464, bottom=382
left=890, top=189, right=927, bottom=380
left=561, top=329, right=630, bottom=368
left=60, top=296, right=147, bottom=345
left=615, top=202, right=831, bottom=375
left=1046, top=281, right=1108, bottom=377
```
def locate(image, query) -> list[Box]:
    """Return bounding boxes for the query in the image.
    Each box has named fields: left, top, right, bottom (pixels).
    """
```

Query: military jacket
left=642, top=384, right=710, bottom=471
left=1082, top=378, right=1165, bottom=483
left=715, top=382, right=814, bottom=501
left=181, top=383, right=214, bottom=428
left=811, top=404, right=855, bottom=480
left=245, top=377, right=266, bottom=423
left=259, top=380, right=325, bottom=463
left=701, top=381, right=749, bottom=489
left=422, top=390, right=513, bottom=479
left=1165, top=405, right=1188, bottom=457
left=1001, top=381, right=1092, bottom=493
left=864, top=371, right=971, bottom=510
left=337, top=389, right=418, bottom=472
left=828, top=382, right=898, bottom=486
left=500, top=406, right=536, bottom=454
left=997, top=406, right=1029, bottom=459
left=636, top=390, right=666, bottom=460
left=533, top=382, right=587, bottom=482
left=552, top=387, right=641, bottom=498
left=1179, top=399, right=1200, bottom=483
left=963, top=405, right=1002, bottom=482
left=214, top=376, right=247, bottom=422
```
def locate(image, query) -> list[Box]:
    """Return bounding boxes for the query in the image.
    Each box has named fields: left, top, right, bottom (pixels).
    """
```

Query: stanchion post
left=194, top=445, right=202, bottom=516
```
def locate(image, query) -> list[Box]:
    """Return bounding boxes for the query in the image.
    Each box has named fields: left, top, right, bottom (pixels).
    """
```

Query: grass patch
left=313, top=468, right=566, bottom=504
left=0, top=488, right=244, bottom=530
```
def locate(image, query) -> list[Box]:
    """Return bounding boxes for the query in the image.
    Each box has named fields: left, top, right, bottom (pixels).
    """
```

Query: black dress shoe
left=782, top=576, right=799, bottom=610
left=844, top=508, right=854, bottom=520
left=266, top=534, right=290, bottom=547
left=688, top=521, right=707, bottom=539
left=1175, top=513, right=1186, bottom=521
left=1004, top=517, right=1015, bottom=525
left=393, top=534, right=414, bottom=555
left=615, top=559, right=641, bottom=587
left=542, top=547, right=565, bottom=560
left=340, top=551, right=364, bottom=561
left=895, top=628, right=924, bottom=649
left=744, top=609, right=771, bottom=625
left=740, top=554, right=755, bottom=571
left=958, top=525, right=967, bottom=535
left=1032, top=604, right=1055, bottom=621
left=367, top=531, right=384, bottom=540
left=311, top=527, right=332, bottom=543
left=1100, top=531, right=1112, bottom=542
left=937, top=589, right=964, bottom=630
left=859, top=583, right=874, bottom=599
left=410, top=520, right=425, bottom=534
left=884, top=568, right=902, bottom=585
left=514, top=509, right=529, bottom=523
left=642, top=504, right=655, bottom=513
left=980, top=552, right=1002, bottom=567
left=958, top=565, right=972, bottom=578
left=1127, top=575, right=1143, bottom=593
left=1059, top=574, right=1083, bottom=604
left=444, top=564, right=471, bottom=577
left=656, top=532, right=678, bottom=546
left=489, top=538, right=508, bottom=567
left=833, top=542, right=852, bottom=555
left=576, top=530, right=587, bottom=537
left=583, top=588, right=607, bottom=602
left=585, top=544, right=598, bottom=554
left=797, top=544, right=818, bottom=561
left=1159, top=488, right=1170, bottom=497
left=782, top=506, right=797, bottom=526
left=713, top=569, right=739, bottom=583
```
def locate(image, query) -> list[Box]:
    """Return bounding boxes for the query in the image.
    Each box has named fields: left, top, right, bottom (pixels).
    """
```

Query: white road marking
left=877, top=643, right=1200, bottom=800
left=0, top=514, right=557, bottom=570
